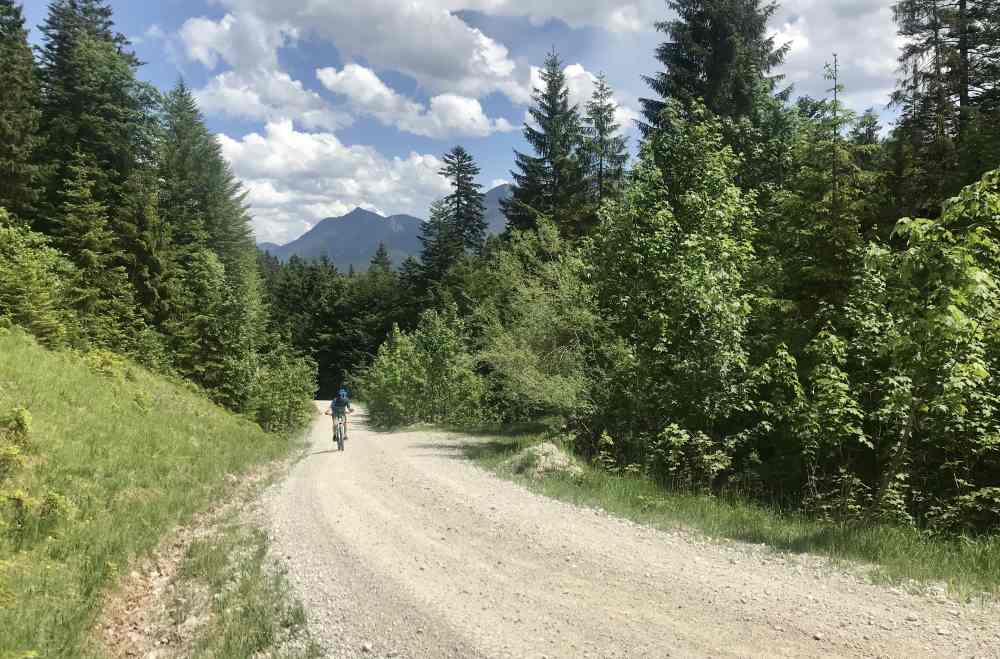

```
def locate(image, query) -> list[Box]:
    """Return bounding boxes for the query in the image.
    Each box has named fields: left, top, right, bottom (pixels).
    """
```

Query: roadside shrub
left=0, top=220, right=78, bottom=348
left=359, top=307, right=484, bottom=428
left=252, top=349, right=317, bottom=433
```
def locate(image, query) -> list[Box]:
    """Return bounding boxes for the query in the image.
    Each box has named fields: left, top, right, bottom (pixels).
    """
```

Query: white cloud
left=771, top=1, right=898, bottom=113
left=179, top=12, right=294, bottom=71
left=209, top=1, right=531, bottom=104
left=446, top=0, right=665, bottom=32
left=317, top=64, right=515, bottom=138
left=195, top=69, right=351, bottom=131
left=217, top=120, right=451, bottom=244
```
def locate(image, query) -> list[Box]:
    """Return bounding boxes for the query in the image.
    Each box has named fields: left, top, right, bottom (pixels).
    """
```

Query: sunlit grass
left=181, top=517, right=322, bottom=659
left=465, top=433, right=1000, bottom=600
left=0, top=329, right=306, bottom=658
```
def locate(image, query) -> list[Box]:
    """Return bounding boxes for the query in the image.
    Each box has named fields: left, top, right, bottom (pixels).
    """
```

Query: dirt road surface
left=261, top=404, right=1000, bottom=658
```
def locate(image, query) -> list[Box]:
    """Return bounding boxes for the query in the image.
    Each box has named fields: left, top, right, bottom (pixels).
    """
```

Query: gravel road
left=262, top=403, right=1000, bottom=658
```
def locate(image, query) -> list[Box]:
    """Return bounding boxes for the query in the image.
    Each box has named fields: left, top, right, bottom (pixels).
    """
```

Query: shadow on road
left=408, top=439, right=520, bottom=462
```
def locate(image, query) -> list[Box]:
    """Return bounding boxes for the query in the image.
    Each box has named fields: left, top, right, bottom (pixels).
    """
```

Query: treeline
left=0, top=0, right=314, bottom=431
left=355, top=0, right=1000, bottom=534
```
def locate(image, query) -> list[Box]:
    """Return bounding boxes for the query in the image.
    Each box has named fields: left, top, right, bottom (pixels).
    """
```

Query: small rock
left=361, top=642, right=373, bottom=653
left=937, top=628, right=951, bottom=636
left=813, top=633, right=824, bottom=641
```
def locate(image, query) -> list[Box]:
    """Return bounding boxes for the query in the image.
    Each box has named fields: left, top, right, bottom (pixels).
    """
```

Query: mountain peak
left=344, top=206, right=382, bottom=218
left=263, top=190, right=508, bottom=270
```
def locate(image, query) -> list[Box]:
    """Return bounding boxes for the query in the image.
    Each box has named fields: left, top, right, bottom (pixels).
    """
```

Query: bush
left=0, top=220, right=78, bottom=347
left=358, top=307, right=484, bottom=428
left=251, top=349, right=317, bottom=433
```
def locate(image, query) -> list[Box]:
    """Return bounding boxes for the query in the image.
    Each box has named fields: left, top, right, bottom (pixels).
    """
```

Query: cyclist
left=324, top=388, right=353, bottom=447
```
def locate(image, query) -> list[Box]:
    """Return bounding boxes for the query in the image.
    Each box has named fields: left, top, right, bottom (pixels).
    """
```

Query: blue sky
left=20, top=0, right=901, bottom=244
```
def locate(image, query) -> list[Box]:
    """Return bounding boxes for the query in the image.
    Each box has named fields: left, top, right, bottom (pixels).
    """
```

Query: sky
left=20, top=0, right=903, bottom=245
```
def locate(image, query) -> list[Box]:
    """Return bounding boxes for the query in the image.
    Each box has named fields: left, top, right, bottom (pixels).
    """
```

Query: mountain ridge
left=259, top=184, right=511, bottom=271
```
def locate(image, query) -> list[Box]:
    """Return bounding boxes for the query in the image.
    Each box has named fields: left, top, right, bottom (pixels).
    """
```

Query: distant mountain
left=261, top=184, right=512, bottom=270
left=484, top=183, right=511, bottom=235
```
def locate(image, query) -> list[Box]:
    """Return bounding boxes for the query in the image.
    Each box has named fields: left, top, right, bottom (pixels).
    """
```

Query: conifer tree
left=889, top=0, right=1000, bottom=213
left=502, top=49, right=588, bottom=236
left=0, top=0, right=41, bottom=223
left=157, top=81, right=265, bottom=403
left=35, top=3, right=157, bottom=229
left=115, top=171, right=170, bottom=323
left=582, top=73, right=629, bottom=206
left=370, top=242, right=393, bottom=273
left=419, top=198, right=461, bottom=286
left=439, top=146, right=487, bottom=252
left=639, top=0, right=789, bottom=132
left=55, top=150, right=143, bottom=350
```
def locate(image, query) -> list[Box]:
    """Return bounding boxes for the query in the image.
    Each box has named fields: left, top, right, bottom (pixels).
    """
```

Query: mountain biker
left=324, top=388, right=353, bottom=444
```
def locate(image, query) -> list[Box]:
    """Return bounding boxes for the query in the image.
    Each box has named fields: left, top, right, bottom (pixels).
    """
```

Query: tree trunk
left=958, top=0, right=971, bottom=140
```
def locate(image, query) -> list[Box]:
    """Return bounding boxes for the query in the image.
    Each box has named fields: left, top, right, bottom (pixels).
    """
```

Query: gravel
left=261, top=404, right=1000, bottom=658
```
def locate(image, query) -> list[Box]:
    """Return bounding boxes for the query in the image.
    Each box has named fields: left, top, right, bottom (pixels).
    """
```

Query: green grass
left=179, top=515, right=322, bottom=659
left=465, top=433, right=1000, bottom=601
left=0, top=329, right=307, bottom=658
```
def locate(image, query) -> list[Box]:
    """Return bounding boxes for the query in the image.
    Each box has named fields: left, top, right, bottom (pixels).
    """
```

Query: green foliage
left=470, top=218, right=601, bottom=423
left=0, top=218, right=77, bottom=347
left=358, top=308, right=484, bottom=428
left=503, top=49, right=589, bottom=236
left=581, top=73, right=629, bottom=211
left=639, top=0, right=790, bottom=132
left=588, top=102, right=757, bottom=468
left=0, top=329, right=298, bottom=657
left=251, top=350, right=318, bottom=433
left=0, top=0, right=41, bottom=222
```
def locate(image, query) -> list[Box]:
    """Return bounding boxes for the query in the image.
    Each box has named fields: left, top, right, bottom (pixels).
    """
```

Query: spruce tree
left=889, top=0, right=1000, bottom=213
left=35, top=3, right=157, bottom=229
left=440, top=146, right=487, bottom=252
left=639, top=0, right=789, bottom=132
left=115, top=171, right=170, bottom=323
left=0, top=0, right=41, bottom=223
left=370, top=242, right=393, bottom=273
left=582, top=73, right=629, bottom=206
left=419, top=198, right=461, bottom=285
left=55, top=150, right=143, bottom=350
left=157, top=82, right=265, bottom=403
left=159, top=81, right=253, bottom=266
left=502, top=49, right=588, bottom=236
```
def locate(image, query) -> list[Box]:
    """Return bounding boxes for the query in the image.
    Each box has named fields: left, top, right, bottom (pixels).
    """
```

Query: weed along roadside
left=461, top=431, right=1000, bottom=601
left=0, top=330, right=315, bottom=658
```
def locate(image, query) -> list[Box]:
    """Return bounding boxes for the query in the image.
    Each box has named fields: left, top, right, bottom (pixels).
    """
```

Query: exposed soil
left=95, top=466, right=286, bottom=658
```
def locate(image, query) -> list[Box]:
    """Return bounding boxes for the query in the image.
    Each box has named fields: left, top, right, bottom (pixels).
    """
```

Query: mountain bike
left=333, top=414, right=347, bottom=451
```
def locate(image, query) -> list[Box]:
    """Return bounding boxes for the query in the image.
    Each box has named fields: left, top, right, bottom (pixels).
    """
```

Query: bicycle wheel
left=336, top=421, right=345, bottom=451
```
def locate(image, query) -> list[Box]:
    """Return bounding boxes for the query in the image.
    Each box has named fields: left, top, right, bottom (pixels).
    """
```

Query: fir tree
left=35, top=4, right=157, bottom=228
left=157, top=81, right=265, bottom=402
left=115, top=170, right=170, bottom=323
left=55, top=150, right=143, bottom=351
left=582, top=73, right=629, bottom=206
left=370, top=242, right=393, bottom=273
left=419, top=198, right=461, bottom=285
left=502, top=49, right=588, bottom=236
left=889, top=0, right=1000, bottom=212
left=439, top=146, right=487, bottom=252
left=639, top=0, right=789, bottom=132
left=0, top=0, right=41, bottom=223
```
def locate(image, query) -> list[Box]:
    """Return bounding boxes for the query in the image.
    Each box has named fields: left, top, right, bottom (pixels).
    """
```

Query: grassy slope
left=0, top=330, right=302, bottom=658
left=465, top=434, right=1000, bottom=600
